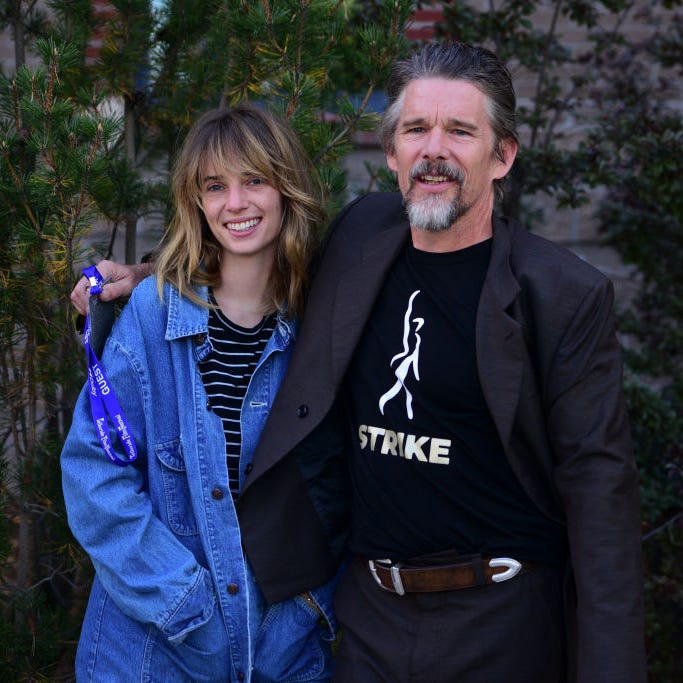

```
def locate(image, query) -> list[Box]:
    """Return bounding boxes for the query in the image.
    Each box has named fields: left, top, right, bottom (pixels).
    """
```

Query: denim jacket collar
left=164, top=283, right=297, bottom=346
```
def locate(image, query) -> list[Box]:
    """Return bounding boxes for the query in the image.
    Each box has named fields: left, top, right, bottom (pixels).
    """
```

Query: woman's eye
left=248, top=177, right=265, bottom=186
left=205, top=183, right=223, bottom=192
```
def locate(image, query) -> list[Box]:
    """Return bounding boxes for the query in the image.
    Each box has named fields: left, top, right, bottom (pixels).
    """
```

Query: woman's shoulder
left=130, top=274, right=160, bottom=300
left=112, top=276, right=168, bottom=341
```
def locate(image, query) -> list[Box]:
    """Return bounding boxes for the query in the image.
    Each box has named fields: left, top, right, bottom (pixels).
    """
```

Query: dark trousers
left=332, top=557, right=567, bottom=683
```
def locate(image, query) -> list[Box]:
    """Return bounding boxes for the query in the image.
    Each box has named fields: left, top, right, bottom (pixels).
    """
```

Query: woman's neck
left=212, top=252, right=275, bottom=328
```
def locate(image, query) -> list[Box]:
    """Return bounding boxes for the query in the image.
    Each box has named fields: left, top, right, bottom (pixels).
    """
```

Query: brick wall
left=0, top=0, right=114, bottom=73
left=86, top=0, right=117, bottom=65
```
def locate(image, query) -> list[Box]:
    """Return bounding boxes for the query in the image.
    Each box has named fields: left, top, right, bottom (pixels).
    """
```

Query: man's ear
left=386, top=151, right=398, bottom=173
left=493, top=138, right=518, bottom=180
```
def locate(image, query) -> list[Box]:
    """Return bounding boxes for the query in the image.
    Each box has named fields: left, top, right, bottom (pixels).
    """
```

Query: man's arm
left=547, top=278, right=646, bottom=682
left=70, top=260, right=155, bottom=315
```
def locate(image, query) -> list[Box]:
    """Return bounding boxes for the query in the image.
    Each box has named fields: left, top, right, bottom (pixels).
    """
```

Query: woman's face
left=199, top=163, right=284, bottom=264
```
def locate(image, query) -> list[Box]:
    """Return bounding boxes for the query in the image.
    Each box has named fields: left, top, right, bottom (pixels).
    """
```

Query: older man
left=243, top=43, right=645, bottom=682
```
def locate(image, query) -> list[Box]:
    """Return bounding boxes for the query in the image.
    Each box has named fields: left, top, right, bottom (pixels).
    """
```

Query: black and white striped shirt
left=199, top=297, right=276, bottom=499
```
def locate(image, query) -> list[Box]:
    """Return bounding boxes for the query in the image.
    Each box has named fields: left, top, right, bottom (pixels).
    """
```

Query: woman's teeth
left=228, top=218, right=260, bottom=232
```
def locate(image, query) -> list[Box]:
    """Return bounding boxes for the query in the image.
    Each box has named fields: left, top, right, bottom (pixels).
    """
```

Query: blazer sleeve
left=545, top=277, right=646, bottom=682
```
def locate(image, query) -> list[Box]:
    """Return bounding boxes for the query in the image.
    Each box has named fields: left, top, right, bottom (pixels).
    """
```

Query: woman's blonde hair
left=155, top=105, right=322, bottom=318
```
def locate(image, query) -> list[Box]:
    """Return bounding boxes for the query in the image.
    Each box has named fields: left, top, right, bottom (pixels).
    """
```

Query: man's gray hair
left=379, top=42, right=519, bottom=164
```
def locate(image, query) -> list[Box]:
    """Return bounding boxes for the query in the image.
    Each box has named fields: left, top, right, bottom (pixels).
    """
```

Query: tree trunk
left=124, top=96, right=137, bottom=264
left=13, top=0, right=24, bottom=70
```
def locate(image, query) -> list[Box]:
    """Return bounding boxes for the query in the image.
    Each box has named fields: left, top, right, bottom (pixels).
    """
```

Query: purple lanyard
left=82, top=266, right=138, bottom=466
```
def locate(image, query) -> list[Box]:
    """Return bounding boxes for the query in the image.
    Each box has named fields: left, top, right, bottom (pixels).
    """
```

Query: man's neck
left=410, top=207, right=494, bottom=253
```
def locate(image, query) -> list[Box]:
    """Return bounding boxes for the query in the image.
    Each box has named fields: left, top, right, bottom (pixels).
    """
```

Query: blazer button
left=297, top=404, right=309, bottom=418
left=244, top=463, right=253, bottom=475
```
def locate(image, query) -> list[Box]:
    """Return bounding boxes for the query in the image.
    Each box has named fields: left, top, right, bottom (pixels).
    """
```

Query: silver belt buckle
left=368, top=559, right=405, bottom=595
left=489, top=557, right=522, bottom=582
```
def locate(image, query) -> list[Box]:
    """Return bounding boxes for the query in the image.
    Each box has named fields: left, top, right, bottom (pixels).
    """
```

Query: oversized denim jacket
left=61, top=277, right=337, bottom=683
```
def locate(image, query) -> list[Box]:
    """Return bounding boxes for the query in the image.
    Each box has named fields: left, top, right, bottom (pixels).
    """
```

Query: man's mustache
left=409, top=161, right=464, bottom=184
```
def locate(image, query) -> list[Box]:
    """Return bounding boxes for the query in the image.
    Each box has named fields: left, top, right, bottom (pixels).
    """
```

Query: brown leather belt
left=367, top=554, right=533, bottom=595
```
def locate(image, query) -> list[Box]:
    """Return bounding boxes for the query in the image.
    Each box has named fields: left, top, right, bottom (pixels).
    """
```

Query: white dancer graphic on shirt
left=379, top=289, right=423, bottom=419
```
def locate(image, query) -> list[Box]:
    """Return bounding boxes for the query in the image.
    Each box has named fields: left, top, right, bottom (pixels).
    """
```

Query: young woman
left=61, top=105, right=337, bottom=682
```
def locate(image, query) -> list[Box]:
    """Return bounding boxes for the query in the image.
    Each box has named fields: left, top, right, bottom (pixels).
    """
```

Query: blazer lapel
left=476, top=219, right=525, bottom=449
left=331, top=225, right=409, bottom=378
left=245, top=199, right=408, bottom=484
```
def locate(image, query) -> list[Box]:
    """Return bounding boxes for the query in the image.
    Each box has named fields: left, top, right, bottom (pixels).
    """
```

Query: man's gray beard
left=405, top=192, right=468, bottom=232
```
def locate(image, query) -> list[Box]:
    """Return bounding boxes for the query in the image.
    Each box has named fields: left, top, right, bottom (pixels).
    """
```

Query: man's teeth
left=421, top=175, right=450, bottom=183
left=228, top=218, right=260, bottom=231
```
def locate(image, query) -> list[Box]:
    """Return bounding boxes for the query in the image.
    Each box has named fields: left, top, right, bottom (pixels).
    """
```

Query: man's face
left=386, top=77, right=515, bottom=233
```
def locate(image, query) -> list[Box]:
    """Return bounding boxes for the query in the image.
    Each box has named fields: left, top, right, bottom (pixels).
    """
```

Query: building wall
left=0, top=0, right=113, bottom=74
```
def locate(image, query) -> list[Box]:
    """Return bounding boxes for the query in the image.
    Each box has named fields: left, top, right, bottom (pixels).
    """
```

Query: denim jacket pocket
left=144, top=594, right=230, bottom=683
left=155, top=439, right=199, bottom=536
left=252, top=595, right=334, bottom=683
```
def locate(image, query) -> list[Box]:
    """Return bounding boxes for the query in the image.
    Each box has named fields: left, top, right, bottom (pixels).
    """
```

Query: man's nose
left=422, top=128, right=448, bottom=159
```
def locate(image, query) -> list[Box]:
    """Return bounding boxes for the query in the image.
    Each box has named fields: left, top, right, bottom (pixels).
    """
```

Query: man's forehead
left=398, top=78, right=489, bottom=122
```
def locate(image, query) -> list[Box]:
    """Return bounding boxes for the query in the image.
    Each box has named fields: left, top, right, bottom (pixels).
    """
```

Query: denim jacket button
left=296, top=404, right=309, bottom=418
left=227, top=583, right=239, bottom=595
left=206, top=399, right=211, bottom=411
left=211, top=488, right=223, bottom=500
left=237, top=672, right=245, bottom=681
left=194, top=334, right=206, bottom=345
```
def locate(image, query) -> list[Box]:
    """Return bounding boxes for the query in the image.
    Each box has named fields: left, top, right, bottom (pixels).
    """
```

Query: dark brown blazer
left=238, top=192, right=646, bottom=682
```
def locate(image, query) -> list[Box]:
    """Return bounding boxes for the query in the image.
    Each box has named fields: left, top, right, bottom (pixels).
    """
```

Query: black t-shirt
left=345, top=239, right=565, bottom=565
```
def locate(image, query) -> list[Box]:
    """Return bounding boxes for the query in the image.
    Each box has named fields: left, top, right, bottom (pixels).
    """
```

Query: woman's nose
left=223, top=185, right=248, bottom=212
